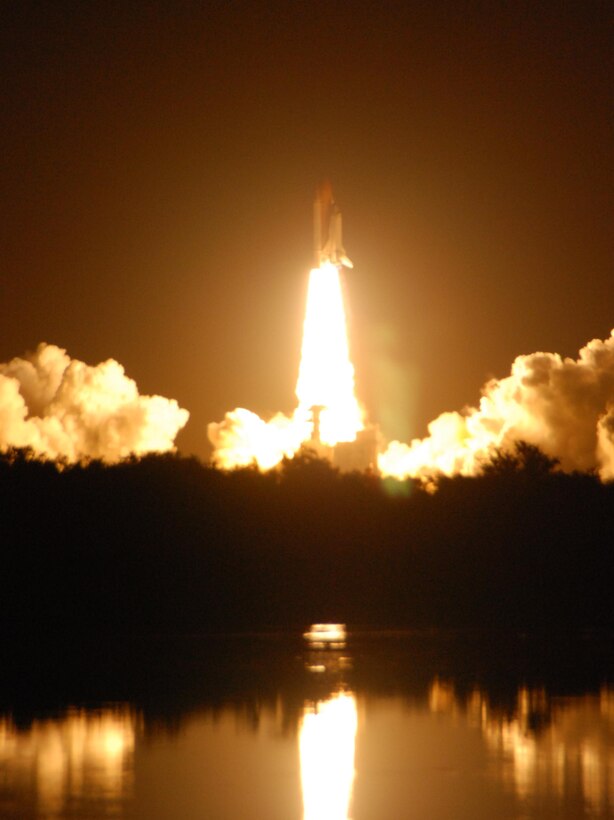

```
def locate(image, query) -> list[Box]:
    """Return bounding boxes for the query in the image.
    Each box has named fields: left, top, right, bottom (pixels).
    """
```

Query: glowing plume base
left=209, top=263, right=364, bottom=471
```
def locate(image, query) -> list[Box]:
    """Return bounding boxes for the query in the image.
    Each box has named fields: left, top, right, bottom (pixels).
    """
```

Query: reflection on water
left=429, top=678, right=614, bottom=816
left=0, top=707, right=135, bottom=818
left=300, top=631, right=357, bottom=820
left=299, top=691, right=357, bottom=820
left=0, top=634, right=612, bottom=818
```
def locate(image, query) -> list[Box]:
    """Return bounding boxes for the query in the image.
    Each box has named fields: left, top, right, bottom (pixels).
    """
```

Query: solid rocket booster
left=313, top=181, right=353, bottom=269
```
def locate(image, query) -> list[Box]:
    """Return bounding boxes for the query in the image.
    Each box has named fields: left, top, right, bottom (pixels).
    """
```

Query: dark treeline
left=1, top=443, right=612, bottom=637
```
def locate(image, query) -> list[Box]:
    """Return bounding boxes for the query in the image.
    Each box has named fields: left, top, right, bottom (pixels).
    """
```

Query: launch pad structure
left=308, top=406, right=380, bottom=474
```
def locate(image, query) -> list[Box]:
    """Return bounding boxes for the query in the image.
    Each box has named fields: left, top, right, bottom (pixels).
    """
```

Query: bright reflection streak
left=299, top=691, right=357, bottom=820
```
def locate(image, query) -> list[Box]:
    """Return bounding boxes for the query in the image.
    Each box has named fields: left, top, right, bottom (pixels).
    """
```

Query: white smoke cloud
left=0, top=343, right=189, bottom=462
left=596, top=408, right=614, bottom=482
left=208, top=407, right=311, bottom=471
left=379, top=330, right=614, bottom=482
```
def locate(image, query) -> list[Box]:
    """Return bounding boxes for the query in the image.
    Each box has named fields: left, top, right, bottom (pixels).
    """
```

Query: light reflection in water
left=429, top=678, right=614, bottom=816
left=0, top=707, right=135, bottom=817
left=299, top=691, right=358, bottom=820
left=0, top=668, right=612, bottom=818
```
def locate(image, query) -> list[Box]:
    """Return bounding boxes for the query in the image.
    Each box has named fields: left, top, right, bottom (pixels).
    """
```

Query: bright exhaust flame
left=296, top=263, right=362, bottom=445
left=209, top=262, right=363, bottom=469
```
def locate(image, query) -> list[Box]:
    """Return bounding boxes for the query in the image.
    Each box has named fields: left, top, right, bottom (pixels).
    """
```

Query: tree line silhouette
left=0, top=443, right=612, bottom=637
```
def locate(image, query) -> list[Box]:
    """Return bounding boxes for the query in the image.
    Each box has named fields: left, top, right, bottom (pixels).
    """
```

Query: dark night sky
left=2, top=1, right=612, bottom=457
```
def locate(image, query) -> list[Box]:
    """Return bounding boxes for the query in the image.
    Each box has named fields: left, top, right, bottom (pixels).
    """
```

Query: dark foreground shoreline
left=1, top=447, right=613, bottom=640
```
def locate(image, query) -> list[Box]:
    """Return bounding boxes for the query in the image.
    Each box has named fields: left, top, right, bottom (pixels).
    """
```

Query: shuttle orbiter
left=313, top=181, right=353, bottom=269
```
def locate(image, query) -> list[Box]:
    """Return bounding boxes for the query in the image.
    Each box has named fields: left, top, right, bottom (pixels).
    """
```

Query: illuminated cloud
left=596, top=408, right=614, bottom=481
left=0, top=343, right=189, bottom=462
left=208, top=407, right=310, bottom=471
left=379, top=330, right=614, bottom=481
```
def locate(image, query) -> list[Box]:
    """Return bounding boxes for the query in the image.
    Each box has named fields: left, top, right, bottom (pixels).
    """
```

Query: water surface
left=1, top=631, right=611, bottom=818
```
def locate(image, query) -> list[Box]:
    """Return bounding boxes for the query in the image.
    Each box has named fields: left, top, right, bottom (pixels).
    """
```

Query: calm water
left=0, top=631, right=612, bottom=818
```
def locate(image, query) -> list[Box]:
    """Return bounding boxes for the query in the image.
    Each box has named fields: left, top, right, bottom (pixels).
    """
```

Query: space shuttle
left=313, top=181, right=353, bottom=269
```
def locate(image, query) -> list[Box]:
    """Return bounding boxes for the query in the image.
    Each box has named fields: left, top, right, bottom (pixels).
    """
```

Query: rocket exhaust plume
left=210, top=184, right=614, bottom=483
left=378, top=330, right=614, bottom=482
left=296, top=261, right=362, bottom=445
left=209, top=183, right=363, bottom=469
left=0, top=343, right=189, bottom=462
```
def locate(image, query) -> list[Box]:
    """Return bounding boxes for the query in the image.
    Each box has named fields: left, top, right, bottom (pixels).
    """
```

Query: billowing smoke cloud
left=379, top=330, right=614, bottom=482
left=208, top=408, right=311, bottom=471
left=0, top=343, right=189, bottom=462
